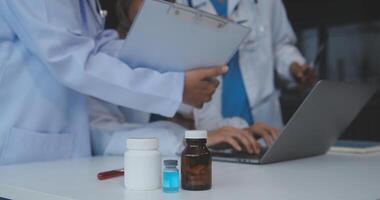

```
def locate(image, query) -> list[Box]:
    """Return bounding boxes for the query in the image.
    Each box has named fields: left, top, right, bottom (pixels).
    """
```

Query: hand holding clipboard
left=119, top=0, right=251, bottom=72
left=116, top=0, right=249, bottom=108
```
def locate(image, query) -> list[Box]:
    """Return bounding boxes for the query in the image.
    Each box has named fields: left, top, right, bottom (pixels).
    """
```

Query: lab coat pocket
left=1, top=127, right=74, bottom=165
left=239, top=31, right=258, bottom=52
left=240, top=39, right=257, bottom=52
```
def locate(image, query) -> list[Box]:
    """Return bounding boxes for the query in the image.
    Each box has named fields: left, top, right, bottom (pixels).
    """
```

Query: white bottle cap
left=127, top=138, right=159, bottom=150
left=185, top=130, right=207, bottom=139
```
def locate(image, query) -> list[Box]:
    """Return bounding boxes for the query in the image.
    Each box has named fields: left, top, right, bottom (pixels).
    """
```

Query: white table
left=0, top=153, right=379, bottom=200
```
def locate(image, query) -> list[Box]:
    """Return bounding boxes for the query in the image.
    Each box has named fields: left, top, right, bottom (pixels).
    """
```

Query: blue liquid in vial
left=163, top=171, right=179, bottom=193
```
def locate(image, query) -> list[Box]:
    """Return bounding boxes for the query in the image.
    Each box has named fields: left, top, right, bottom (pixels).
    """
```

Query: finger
left=203, top=77, right=219, bottom=86
left=198, top=93, right=212, bottom=102
left=301, top=67, right=311, bottom=81
left=242, top=132, right=261, bottom=154
left=199, top=77, right=218, bottom=91
left=203, top=96, right=212, bottom=103
left=297, top=64, right=309, bottom=79
left=296, top=70, right=304, bottom=79
left=263, top=134, right=273, bottom=148
left=301, top=64, right=311, bottom=69
left=226, top=137, right=242, bottom=151
left=211, top=79, right=220, bottom=90
left=257, top=129, right=273, bottom=148
left=200, top=92, right=212, bottom=103
left=302, top=65, right=315, bottom=80
left=200, top=88, right=217, bottom=103
left=193, top=102, right=203, bottom=109
left=214, top=79, right=220, bottom=88
left=306, top=70, right=317, bottom=83
left=203, top=81, right=218, bottom=95
left=233, top=132, right=253, bottom=154
left=202, top=65, right=229, bottom=79
left=260, top=125, right=279, bottom=140
left=268, top=128, right=280, bottom=140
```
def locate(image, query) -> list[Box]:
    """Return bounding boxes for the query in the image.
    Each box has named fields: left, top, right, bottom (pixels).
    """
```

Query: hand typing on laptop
left=244, top=123, right=280, bottom=148
left=207, top=123, right=278, bottom=154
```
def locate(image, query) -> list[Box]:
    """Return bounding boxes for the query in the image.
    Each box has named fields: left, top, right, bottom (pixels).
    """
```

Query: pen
left=310, top=43, right=326, bottom=67
left=97, top=168, right=124, bottom=181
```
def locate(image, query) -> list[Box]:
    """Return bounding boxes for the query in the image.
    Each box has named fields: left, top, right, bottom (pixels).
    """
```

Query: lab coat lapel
left=227, top=0, right=241, bottom=17
left=190, top=0, right=217, bottom=15
left=190, top=0, right=241, bottom=17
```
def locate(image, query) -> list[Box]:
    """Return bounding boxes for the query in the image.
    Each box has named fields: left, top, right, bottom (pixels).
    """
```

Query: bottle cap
left=185, top=130, right=207, bottom=139
left=126, top=138, right=159, bottom=150
left=163, top=160, right=178, bottom=167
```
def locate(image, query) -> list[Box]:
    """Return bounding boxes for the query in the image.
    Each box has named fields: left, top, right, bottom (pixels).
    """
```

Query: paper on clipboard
left=119, top=0, right=251, bottom=72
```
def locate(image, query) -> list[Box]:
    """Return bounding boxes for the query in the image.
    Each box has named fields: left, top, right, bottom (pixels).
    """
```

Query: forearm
left=275, top=45, right=306, bottom=81
left=271, top=0, right=306, bottom=81
left=1, top=0, right=184, bottom=117
left=102, top=122, right=186, bottom=156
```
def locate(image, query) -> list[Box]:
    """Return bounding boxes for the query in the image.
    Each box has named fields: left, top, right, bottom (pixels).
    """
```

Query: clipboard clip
left=167, top=4, right=227, bottom=29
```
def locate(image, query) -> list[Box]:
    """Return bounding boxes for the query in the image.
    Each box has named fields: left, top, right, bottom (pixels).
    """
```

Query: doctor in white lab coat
left=90, top=0, right=259, bottom=156
left=0, top=0, right=226, bottom=165
left=177, top=0, right=315, bottom=132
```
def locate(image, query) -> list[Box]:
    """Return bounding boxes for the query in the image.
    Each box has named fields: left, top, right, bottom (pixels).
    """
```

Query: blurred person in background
left=178, top=0, right=316, bottom=146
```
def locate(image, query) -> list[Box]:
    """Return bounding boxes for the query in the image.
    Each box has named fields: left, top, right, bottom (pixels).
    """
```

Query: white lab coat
left=0, top=0, right=184, bottom=165
left=89, top=98, right=186, bottom=157
left=177, top=0, right=306, bottom=130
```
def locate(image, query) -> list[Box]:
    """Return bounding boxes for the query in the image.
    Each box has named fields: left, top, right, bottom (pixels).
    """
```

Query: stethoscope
left=84, top=0, right=108, bottom=27
left=96, top=0, right=108, bottom=19
left=187, top=0, right=263, bottom=50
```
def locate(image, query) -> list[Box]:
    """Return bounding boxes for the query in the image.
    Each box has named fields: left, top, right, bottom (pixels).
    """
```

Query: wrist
left=289, top=62, right=298, bottom=77
left=206, top=131, right=217, bottom=146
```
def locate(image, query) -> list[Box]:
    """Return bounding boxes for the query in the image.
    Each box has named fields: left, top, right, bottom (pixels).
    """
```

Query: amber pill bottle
left=181, top=130, right=212, bottom=191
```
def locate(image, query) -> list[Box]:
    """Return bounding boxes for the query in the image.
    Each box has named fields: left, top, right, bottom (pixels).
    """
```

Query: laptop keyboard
left=211, top=148, right=267, bottom=160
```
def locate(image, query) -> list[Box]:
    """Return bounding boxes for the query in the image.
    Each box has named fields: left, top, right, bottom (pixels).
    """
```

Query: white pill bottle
left=124, top=138, right=161, bottom=190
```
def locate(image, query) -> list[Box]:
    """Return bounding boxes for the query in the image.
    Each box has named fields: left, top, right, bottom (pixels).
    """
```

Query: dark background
left=100, top=0, right=380, bottom=141
left=283, top=0, right=380, bottom=141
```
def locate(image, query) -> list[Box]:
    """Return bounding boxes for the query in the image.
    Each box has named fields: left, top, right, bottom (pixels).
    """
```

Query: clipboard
left=119, top=0, right=251, bottom=72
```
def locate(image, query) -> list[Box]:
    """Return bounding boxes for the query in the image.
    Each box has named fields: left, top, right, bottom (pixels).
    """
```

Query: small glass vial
left=124, top=138, right=161, bottom=190
left=181, top=130, right=212, bottom=191
left=162, top=160, right=179, bottom=193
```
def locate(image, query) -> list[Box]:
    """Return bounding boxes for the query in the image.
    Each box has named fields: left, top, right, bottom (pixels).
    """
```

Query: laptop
left=211, top=81, right=377, bottom=164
